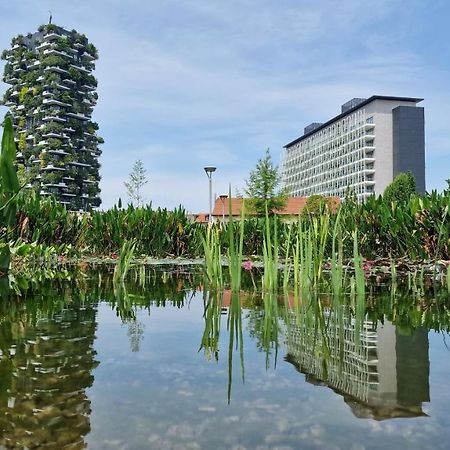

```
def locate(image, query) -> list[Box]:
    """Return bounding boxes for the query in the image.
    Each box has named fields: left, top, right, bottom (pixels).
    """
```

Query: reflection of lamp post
left=219, top=194, right=228, bottom=223
left=204, top=166, right=216, bottom=223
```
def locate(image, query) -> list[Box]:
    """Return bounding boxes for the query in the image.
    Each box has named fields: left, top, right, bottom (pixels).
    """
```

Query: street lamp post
left=204, top=166, right=216, bottom=224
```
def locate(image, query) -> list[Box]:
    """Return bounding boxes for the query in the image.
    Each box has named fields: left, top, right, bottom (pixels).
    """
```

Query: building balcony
left=69, top=63, right=91, bottom=74
left=56, top=83, right=71, bottom=91
left=42, top=132, right=69, bottom=139
left=43, top=48, right=71, bottom=58
left=42, top=182, right=67, bottom=188
left=62, top=78, right=76, bottom=85
left=42, top=98, right=71, bottom=107
left=26, top=61, right=40, bottom=70
left=43, top=32, right=63, bottom=41
left=36, top=41, right=51, bottom=50
left=42, top=164, right=65, bottom=171
left=82, top=52, right=95, bottom=60
left=68, top=161, right=91, bottom=167
left=66, top=112, right=90, bottom=121
left=43, top=66, right=69, bottom=75
left=42, top=115, right=67, bottom=123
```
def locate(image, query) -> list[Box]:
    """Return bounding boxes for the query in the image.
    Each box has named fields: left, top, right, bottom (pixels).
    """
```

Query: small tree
left=245, top=149, right=287, bottom=215
left=124, top=159, right=148, bottom=207
left=301, top=195, right=337, bottom=218
left=383, top=172, right=416, bottom=205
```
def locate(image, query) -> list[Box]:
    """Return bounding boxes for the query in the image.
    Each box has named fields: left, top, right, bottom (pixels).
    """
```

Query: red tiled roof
left=194, top=213, right=209, bottom=223
left=211, top=196, right=340, bottom=217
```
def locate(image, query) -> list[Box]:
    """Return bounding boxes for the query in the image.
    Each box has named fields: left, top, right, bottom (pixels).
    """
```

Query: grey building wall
left=392, top=106, right=426, bottom=193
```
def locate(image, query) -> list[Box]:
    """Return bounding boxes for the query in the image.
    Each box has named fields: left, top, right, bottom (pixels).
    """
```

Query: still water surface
left=0, top=272, right=449, bottom=449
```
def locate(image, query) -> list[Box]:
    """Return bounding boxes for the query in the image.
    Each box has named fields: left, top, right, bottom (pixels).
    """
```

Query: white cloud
left=0, top=0, right=449, bottom=211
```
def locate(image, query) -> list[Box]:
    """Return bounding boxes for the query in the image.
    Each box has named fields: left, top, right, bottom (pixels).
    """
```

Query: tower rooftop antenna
left=48, top=10, right=52, bottom=24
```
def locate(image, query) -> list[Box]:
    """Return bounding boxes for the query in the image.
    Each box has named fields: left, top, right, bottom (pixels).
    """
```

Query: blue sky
left=1, top=0, right=449, bottom=212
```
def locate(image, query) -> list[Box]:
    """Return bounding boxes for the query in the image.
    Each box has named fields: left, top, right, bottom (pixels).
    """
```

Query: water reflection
left=0, top=302, right=98, bottom=448
left=0, top=271, right=447, bottom=449
left=285, top=311, right=429, bottom=420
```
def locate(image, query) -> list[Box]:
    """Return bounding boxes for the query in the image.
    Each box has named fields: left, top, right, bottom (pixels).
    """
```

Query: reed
left=227, top=193, right=245, bottom=292
left=113, top=240, right=136, bottom=285
left=201, top=224, right=223, bottom=289
left=262, top=209, right=279, bottom=292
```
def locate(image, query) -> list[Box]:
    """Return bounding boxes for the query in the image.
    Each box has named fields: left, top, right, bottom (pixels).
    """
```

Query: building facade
left=285, top=309, right=430, bottom=420
left=281, top=96, right=425, bottom=202
left=1, top=23, right=102, bottom=210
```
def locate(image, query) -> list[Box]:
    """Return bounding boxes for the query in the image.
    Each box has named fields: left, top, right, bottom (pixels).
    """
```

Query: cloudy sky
left=0, top=0, right=449, bottom=211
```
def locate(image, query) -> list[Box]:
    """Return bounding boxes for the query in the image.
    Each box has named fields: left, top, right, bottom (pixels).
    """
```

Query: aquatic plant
left=113, top=240, right=136, bottom=284
left=201, top=224, right=223, bottom=289
left=227, top=194, right=245, bottom=292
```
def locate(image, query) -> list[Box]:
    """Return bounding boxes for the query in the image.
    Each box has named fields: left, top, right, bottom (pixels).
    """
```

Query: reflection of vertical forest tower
left=1, top=23, right=102, bottom=210
left=0, top=305, right=98, bottom=448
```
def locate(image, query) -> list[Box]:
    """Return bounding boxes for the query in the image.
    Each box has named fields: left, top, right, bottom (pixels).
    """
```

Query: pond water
left=0, top=270, right=450, bottom=449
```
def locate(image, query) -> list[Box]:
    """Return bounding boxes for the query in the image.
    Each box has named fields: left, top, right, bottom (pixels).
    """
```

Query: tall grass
left=227, top=195, right=245, bottom=292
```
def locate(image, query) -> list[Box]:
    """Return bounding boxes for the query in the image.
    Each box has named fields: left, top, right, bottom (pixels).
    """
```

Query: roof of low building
left=211, top=196, right=339, bottom=217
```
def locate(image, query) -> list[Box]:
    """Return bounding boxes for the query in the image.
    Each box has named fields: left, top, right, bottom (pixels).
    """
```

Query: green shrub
left=384, top=172, right=416, bottom=205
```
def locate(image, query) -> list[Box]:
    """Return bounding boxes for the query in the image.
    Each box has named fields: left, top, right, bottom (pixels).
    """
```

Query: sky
left=0, top=0, right=449, bottom=212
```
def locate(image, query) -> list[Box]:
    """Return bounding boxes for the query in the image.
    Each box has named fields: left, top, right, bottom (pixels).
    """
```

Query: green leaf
left=0, top=116, right=19, bottom=194
left=1, top=116, right=17, bottom=162
left=0, top=244, right=11, bottom=273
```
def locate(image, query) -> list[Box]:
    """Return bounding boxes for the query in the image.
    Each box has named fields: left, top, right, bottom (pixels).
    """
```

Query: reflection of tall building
left=0, top=304, right=98, bottom=447
left=285, top=311, right=429, bottom=420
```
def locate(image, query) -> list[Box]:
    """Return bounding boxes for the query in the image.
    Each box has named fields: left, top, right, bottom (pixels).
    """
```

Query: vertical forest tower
left=1, top=23, right=102, bottom=210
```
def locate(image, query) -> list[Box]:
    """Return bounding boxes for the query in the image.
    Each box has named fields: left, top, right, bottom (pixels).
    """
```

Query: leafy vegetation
left=384, top=172, right=417, bottom=205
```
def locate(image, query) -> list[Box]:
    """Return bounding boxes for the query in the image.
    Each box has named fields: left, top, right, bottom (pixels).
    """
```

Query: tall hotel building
left=1, top=23, right=102, bottom=210
left=281, top=96, right=425, bottom=202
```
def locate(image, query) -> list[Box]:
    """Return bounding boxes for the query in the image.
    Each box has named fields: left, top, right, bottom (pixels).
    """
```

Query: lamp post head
left=204, top=166, right=216, bottom=178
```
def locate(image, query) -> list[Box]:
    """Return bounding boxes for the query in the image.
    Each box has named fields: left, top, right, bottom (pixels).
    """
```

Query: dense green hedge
left=3, top=185, right=450, bottom=260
